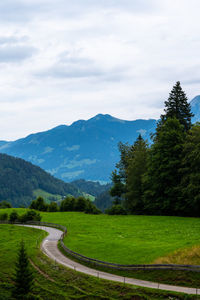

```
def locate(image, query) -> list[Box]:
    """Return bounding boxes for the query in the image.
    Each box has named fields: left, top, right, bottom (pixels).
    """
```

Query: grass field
left=42, top=212, right=200, bottom=265
left=0, top=222, right=192, bottom=299
left=2, top=209, right=200, bottom=266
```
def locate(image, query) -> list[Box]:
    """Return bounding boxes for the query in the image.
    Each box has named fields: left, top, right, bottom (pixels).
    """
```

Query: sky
left=0, top=0, right=200, bottom=140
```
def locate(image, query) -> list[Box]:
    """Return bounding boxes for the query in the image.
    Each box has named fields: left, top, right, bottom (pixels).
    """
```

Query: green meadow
left=2, top=209, right=200, bottom=265
left=0, top=221, right=193, bottom=299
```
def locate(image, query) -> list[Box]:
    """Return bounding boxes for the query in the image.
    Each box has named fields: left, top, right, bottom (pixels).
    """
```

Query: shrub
left=0, top=212, right=8, bottom=221
left=60, top=196, right=76, bottom=211
left=85, top=201, right=102, bottom=214
left=29, top=197, right=48, bottom=212
left=75, top=196, right=88, bottom=212
left=19, top=210, right=41, bottom=223
left=9, top=211, right=19, bottom=222
left=105, top=204, right=127, bottom=215
left=48, top=202, right=58, bottom=212
left=0, top=201, right=12, bottom=208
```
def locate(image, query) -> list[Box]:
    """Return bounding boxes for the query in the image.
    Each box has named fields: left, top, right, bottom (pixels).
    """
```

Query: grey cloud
left=37, top=64, right=126, bottom=81
left=0, top=0, right=157, bottom=24
left=0, top=45, right=37, bottom=63
left=0, top=36, right=28, bottom=45
left=182, top=79, right=200, bottom=85
left=50, top=0, right=157, bottom=17
left=36, top=54, right=104, bottom=78
left=47, top=64, right=102, bottom=79
left=0, top=1, right=45, bottom=22
left=36, top=51, right=127, bottom=81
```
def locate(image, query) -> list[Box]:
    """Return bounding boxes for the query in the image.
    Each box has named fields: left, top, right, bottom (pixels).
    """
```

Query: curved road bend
left=19, top=225, right=200, bottom=296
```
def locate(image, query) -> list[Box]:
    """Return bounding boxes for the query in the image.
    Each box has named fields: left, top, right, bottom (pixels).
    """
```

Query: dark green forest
left=0, top=154, right=80, bottom=207
left=111, top=81, right=200, bottom=217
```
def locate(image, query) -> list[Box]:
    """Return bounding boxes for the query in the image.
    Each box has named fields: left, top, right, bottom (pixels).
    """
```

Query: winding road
left=20, top=225, right=200, bottom=296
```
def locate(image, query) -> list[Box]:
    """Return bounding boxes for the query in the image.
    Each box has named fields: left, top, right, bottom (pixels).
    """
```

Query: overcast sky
left=0, top=0, right=200, bottom=140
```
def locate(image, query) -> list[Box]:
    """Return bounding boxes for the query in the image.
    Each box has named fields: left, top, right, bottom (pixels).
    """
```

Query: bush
left=105, top=204, right=127, bottom=215
left=75, top=196, right=88, bottom=212
left=0, top=212, right=8, bottom=221
left=0, top=201, right=12, bottom=208
left=48, top=202, right=58, bottom=212
left=60, top=196, right=76, bottom=211
left=85, top=201, right=102, bottom=214
left=29, top=197, right=48, bottom=212
left=19, top=210, right=41, bottom=223
left=9, top=211, right=19, bottom=222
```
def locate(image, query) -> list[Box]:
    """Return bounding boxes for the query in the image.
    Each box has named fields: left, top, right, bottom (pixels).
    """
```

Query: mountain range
left=0, top=96, right=199, bottom=182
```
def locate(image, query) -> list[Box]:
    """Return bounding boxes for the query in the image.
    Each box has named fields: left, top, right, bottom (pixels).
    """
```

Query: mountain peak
left=191, top=95, right=200, bottom=106
left=89, top=114, right=114, bottom=121
left=89, top=114, right=126, bottom=124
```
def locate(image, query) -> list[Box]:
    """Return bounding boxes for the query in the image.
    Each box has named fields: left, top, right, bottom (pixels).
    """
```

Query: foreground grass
left=20, top=211, right=200, bottom=266
left=40, top=212, right=200, bottom=265
left=2, top=209, right=200, bottom=289
left=0, top=224, right=194, bottom=300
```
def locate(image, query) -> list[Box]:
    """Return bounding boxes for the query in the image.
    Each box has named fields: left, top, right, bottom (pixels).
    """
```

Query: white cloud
left=0, top=0, right=200, bottom=140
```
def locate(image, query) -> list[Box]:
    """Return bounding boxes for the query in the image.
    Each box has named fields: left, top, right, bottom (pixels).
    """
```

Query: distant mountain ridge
left=0, top=96, right=199, bottom=182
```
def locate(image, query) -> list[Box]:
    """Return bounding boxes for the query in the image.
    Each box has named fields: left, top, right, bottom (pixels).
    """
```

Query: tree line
left=30, top=195, right=101, bottom=214
left=110, top=81, right=200, bottom=217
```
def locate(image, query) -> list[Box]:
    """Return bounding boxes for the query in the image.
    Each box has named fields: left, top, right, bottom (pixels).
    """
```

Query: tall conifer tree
left=160, top=81, right=193, bottom=131
left=143, top=118, right=185, bottom=215
left=125, top=135, right=148, bottom=213
left=12, top=240, right=34, bottom=299
left=178, top=124, right=200, bottom=217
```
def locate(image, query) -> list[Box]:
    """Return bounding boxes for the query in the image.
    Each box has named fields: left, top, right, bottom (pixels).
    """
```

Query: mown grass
left=0, top=223, right=194, bottom=299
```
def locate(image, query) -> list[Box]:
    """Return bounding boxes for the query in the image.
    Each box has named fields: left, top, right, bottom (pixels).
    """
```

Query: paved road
left=20, top=225, right=200, bottom=295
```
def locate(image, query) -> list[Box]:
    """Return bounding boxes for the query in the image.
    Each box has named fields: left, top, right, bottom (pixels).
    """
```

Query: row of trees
left=111, top=82, right=200, bottom=217
left=30, top=196, right=101, bottom=214
left=0, top=210, right=41, bottom=223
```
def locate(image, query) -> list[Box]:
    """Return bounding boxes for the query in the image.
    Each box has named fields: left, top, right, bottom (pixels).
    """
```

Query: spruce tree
left=178, top=124, right=200, bottom=217
left=12, top=240, right=34, bottom=299
left=125, top=135, right=148, bottom=214
left=110, top=170, right=126, bottom=204
left=161, top=81, right=193, bottom=131
left=143, top=118, right=185, bottom=215
left=116, top=142, right=132, bottom=182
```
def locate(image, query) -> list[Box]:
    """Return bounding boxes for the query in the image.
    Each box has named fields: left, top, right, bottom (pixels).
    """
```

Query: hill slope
left=0, top=153, right=80, bottom=207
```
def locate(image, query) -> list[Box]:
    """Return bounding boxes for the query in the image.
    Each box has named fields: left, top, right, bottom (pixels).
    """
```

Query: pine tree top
left=161, top=81, right=194, bottom=131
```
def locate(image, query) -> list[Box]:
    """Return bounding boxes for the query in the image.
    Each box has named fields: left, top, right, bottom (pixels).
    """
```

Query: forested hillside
left=0, top=154, right=80, bottom=207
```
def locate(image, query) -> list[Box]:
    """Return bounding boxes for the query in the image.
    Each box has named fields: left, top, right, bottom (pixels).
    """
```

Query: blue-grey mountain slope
left=191, top=95, right=200, bottom=123
left=0, top=96, right=199, bottom=182
left=0, top=115, right=156, bottom=182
